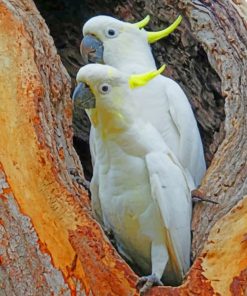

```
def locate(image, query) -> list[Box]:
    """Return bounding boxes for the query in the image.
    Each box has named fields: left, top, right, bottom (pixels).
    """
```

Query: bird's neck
left=104, top=41, right=156, bottom=73
left=110, top=56, right=156, bottom=73
left=88, top=107, right=131, bottom=141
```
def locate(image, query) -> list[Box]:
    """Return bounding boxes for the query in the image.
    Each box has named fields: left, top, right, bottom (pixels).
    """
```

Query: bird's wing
left=145, top=150, right=192, bottom=277
left=165, top=78, right=206, bottom=186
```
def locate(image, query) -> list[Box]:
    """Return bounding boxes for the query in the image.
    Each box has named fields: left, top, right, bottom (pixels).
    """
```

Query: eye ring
left=99, top=83, right=111, bottom=94
left=105, top=28, right=118, bottom=38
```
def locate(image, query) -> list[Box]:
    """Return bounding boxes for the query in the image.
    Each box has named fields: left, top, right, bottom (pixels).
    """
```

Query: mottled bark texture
left=0, top=0, right=137, bottom=295
left=1, top=0, right=247, bottom=295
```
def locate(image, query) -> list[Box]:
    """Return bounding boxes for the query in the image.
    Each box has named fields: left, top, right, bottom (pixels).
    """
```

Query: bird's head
left=80, top=15, right=182, bottom=68
left=73, top=63, right=165, bottom=138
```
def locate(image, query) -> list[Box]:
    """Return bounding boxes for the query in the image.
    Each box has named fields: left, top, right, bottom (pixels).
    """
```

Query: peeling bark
left=0, top=166, right=73, bottom=296
left=177, top=0, right=247, bottom=258
left=1, top=0, right=247, bottom=295
left=0, top=0, right=136, bottom=294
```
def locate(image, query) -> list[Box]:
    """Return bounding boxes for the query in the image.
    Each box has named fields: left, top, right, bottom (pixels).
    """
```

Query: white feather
left=83, top=16, right=206, bottom=186
left=96, top=119, right=192, bottom=283
left=76, top=63, right=194, bottom=284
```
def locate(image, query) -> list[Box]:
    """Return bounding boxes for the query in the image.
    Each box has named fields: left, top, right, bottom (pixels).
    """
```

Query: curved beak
left=80, top=35, right=104, bottom=64
left=72, top=82, right=96, bottom=109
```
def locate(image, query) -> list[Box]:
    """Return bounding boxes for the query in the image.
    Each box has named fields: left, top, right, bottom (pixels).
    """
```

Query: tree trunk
left=0, top=0, right=246, bottom=295
left=0, top=1, right=137, bottom=295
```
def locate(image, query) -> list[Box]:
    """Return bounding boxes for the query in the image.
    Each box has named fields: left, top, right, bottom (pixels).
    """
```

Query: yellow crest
left=133, top=15, right=150, bottom=29
left=129, top=65, right=166, bottom=89
left=147, top=15, right=182, bottom=44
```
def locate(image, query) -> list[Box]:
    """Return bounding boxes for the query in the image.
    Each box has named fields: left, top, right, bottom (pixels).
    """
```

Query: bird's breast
left=97, top=149, right=157, bottom=270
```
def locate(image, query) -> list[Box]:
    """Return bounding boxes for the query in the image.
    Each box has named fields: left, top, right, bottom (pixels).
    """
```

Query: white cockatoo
left=73, top=63, right=193, bottom=293
left=76, top=15, right=206, bottom=187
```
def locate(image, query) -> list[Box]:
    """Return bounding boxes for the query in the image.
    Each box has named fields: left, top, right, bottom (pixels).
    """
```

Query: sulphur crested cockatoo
left=73, top=63, right=193, bottom=293
left=77, top=15, right=206, bottom=187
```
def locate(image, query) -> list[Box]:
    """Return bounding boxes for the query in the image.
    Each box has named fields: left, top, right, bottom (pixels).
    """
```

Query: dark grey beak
left=80, top=35, right=104, bottom=64
left=72, top=82, right=96, bottom=109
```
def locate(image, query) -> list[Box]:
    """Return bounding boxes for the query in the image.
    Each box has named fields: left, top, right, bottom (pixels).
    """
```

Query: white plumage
left=75, top=64, right=193, bottom=287
left=81, top=15, right=206, bottom=187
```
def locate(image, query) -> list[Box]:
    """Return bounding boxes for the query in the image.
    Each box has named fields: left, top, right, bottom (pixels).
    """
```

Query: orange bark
left=0, top=1, right=137, bottom=294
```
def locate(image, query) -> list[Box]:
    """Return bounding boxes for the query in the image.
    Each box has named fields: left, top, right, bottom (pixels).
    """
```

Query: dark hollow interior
left=34, top=0, right=226, bottom=181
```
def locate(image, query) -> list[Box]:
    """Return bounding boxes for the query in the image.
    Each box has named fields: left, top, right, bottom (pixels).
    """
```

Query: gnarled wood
left=0, top=1, right=137, bottom=294
left=178, top=0, right=247, bottom=258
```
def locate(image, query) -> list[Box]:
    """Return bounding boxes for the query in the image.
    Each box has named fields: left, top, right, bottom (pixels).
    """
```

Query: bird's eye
left=105, top=28, right=118, bottom=38
left=99, top=83, right=111, bottom=94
